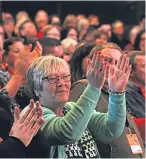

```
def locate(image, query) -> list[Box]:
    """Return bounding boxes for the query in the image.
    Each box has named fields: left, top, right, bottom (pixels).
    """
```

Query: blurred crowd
left=0, top=9, right=145, bottom=158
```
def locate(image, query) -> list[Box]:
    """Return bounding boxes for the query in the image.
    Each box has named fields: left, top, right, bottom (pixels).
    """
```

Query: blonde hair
left=42, top=24, right=61, bottom=36
left=27, top=55, right=70, bottom=97
left=63, top=14, right=76, bottom=28
left=61, top=38, right=77, bottom=53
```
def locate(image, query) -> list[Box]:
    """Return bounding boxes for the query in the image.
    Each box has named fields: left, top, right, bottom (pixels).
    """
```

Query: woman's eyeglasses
left=42, top=74, right=71, bottom=84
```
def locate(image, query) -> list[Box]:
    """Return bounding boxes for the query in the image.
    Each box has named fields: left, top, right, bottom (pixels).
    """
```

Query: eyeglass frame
left=42, top=74, right=71, bottom=84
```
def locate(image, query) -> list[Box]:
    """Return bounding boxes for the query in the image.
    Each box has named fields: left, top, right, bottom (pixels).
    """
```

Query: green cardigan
left=40, top=84, right=126, bottom=158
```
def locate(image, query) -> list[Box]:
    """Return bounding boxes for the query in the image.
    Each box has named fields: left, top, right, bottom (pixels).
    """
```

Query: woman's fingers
left=36, top=101, right=43, bottom=116
left=23, top=107, right=37, bottom=126
left=123, top=56, right=130, bottom=73
left=29, top=117, right=45, bottom=136
left=18, top=106, right=33, bottom=124
left=29, top=99, right=35, bottom=109
left=14, top=107, right=20, bottom=123
left=27, top=112, right=38, bottom=130
left=126, top=65, right=132, bottom=78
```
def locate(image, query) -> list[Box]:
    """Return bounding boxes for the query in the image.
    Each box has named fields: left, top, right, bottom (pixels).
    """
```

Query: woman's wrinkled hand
left=86, top=51, right=108, bottom=90
left=108, top=54, right=131, bottom=92
left=9, top=99, right=45, bottom=147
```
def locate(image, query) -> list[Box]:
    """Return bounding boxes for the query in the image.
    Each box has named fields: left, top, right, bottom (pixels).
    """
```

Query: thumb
left=14, top=107, right=20, bottom=122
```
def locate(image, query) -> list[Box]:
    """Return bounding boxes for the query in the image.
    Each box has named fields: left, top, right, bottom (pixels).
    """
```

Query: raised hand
left=9, top=99, right=45, bottom=147
left=86, top=51, right=108, bottom=90
left=108, top=54, right=131, bottom=92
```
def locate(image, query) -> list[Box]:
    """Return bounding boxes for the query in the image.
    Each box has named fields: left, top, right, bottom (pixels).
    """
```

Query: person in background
left=14, top=11, right=31, bottom=36
left=61, top=38, right=77, bottom=63
left=124, top=50, right=145, bottom=141
left=70, top=42, right=95, bottom=83
left=3, top=37, right=24, bottom=75
left=63, top=14, right=77, bottom=28
left=61, top=27, right=78, bottom=42
left=100, top=24, right=112, bottom=40
left=49, top=14, right=61, bottom=26
left=92, top=29, right=109, bottom=45
left=35, top=10, right=49, bottom=39
left=134, top=30, right=145, bottom=51
left=124, top=51, right=145, bottom=118
left=2, top=13, right=16, bottom=40
left=77, top=18, right=89, bottom=41
left=42, top=24, right=61, bottom=40
left=39, top=37, right=63, bottom=57
left=19, top=20, right=38, bottom=40
left=124, top=26, right=141, bottom=50
left=88, top=14, right=100, bottom=27
left=111, top=20, right=128, bottom=49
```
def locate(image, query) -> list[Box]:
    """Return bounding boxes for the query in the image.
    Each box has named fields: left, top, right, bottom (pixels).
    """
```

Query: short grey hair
left=27, top=55, right=70, bottom=98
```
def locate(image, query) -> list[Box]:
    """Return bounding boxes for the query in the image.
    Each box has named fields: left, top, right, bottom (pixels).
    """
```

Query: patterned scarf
left=63, top=107, right=100, bottom=158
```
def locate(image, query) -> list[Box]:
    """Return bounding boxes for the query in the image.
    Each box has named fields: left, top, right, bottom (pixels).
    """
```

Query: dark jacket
left=0, top=91, right=49, bottom=158
left=126, top=83, right=145, bottom=118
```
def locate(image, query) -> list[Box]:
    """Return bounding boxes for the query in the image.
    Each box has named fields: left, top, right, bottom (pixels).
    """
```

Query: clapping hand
left=108, top=54, right=131, bottom=92
left=9, top=99, right=45, bottom=147
left=86, top=51, right=108, bottom=90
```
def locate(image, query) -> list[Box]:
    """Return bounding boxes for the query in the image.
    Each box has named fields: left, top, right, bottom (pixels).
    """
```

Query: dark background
left=0, top=1, right=145, bottom=25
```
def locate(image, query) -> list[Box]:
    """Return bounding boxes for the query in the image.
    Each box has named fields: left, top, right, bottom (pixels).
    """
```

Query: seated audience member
left=125, top=51, right=145, bottom=118
left=69, top=43, right=145, bottom=158
left=100, top=24, right=112, bottom=40
left=61, top=38, right=77, bottom=63
left=2, top=12, right=16, bottom=40
left=35, top=10, right=49, bottom=39
left=18, top=20, right=38, bottom=40
left=76, top=14, right=86, bottom=24
left=39, top=37, right=63, bottom=57
left=3, top=37, right=24, bottom=75
left=77, top=18, right=89, bottom=41
left=82, top=25, right=98, bottom=41
left=124, top=26, right=141, bottom=50
left=125, top=51, right=145, bottom=141
left=14, top=11, right=31, bottom=36
left=0, top=35, right=42, bottom=109
left=134, top=30, right=145, bottom=51
left=92, top=29, right=109, bottom=45
left=63, top=14, right=77, bottom=28
left=49, top=14, right=61, bottom=26
left=23, top=52, right=131, bottom=158
left=0, top=94, right=47, bottom=158
left=42, top=24, right=61, bottom=40
left=111, top=20, right=129, bottom=49
left=70, top=42, right=95, bottom=83
left=61, top=27, right=78, bottom=42
left=88, top=14, right=100, bottom=27
left=15, top=11, right=30, bottom=23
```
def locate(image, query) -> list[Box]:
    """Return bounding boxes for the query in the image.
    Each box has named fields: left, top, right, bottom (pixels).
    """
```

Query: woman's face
left=67, top=28, right=78, bottom=42
left=46, top=27, right=60, bottom=40
left=140, top=32, right=146, bottom=51
left=38, top=71, right=71, bottom=110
